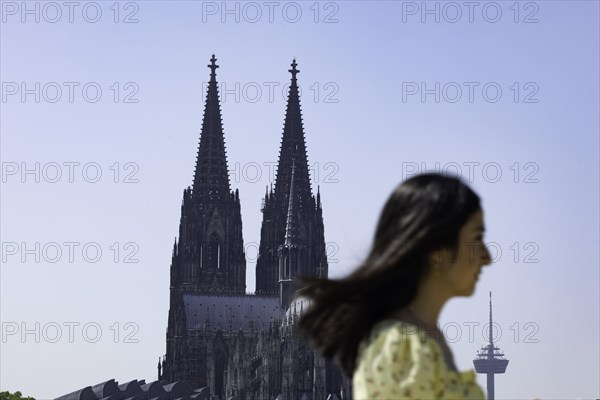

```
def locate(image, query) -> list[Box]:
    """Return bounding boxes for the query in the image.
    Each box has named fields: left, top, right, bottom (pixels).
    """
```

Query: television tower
left=473, top=292, right=509, bottom=400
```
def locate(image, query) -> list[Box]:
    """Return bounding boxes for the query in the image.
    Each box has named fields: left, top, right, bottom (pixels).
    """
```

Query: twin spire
left=192, top=55, right=313, bottom=212
left=192, top=54, right=231, bottom=203
left=274, top=58, right=313, bottom=218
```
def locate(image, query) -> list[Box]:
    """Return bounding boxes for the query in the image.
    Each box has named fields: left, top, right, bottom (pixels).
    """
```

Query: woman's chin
left=458, top=284, right=477, bottom=296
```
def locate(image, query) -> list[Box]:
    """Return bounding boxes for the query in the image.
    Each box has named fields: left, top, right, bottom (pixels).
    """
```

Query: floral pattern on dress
left=353, top=320, right=486, bottom=400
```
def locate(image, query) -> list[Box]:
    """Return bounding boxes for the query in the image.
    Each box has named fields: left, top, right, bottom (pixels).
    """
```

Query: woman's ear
left=428, top=248, right=444, bottom=267
left=428, top=245, right=458, bottom=267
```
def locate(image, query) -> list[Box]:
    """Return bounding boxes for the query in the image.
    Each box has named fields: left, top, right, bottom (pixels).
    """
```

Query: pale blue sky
left=1, top=1, right=599, bottom=398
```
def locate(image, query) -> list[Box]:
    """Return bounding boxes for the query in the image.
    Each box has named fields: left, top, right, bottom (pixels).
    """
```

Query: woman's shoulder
left=360, top=319, right=459, bottom=374
left=369, top=319, right=484, bottom=382
left=354, top=319, right=486, bottom=399
left=358, top=319, right=441, bottom=362
left=368, top=318, right=439, bottom=346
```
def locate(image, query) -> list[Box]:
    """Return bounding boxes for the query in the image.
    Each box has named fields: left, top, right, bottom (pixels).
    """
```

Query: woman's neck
left=406, top=296, right=445, bottom=328
left=386, top=301, right=458, bottom=373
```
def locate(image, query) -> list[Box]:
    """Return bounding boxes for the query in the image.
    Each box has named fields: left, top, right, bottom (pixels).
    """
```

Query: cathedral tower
left=256, top=59, right=328, bottom=298
left=163, top=55, right=246, bottom=382
left=160, top=57, right=351, bottom=400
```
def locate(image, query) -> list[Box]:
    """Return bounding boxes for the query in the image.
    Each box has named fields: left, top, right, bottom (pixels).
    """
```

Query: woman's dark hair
left=294, top=172, right=481, bottom=378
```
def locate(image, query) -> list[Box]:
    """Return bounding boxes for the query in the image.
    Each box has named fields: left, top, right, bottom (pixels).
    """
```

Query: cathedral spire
left=256, top=59, right=326, bottom=296
left=284, top=160, right=300, bottom=246
left=316, top=185, right=321, bottom=209
left=274, top=59, right=312, bottom=206
left=192, top=54, right=231, bottom=203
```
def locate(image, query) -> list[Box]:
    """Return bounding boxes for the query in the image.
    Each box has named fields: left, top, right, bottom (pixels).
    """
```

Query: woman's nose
left=481, top=243, right=492, bottom=265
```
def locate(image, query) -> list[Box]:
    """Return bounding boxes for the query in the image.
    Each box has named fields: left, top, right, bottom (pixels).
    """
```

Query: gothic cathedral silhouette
left=160, top=55, right=351, bottom=400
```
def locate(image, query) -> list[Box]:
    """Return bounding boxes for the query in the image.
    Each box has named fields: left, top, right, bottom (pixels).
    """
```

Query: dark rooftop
left=183, top=293, right=283, bottom=331
left=53, top=378, right=232, bottom=400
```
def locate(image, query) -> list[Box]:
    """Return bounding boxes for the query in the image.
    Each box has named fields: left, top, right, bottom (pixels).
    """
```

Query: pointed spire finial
left=289, top=59, right=300, bottom=81
left=208, top=54, right=219, bottom=80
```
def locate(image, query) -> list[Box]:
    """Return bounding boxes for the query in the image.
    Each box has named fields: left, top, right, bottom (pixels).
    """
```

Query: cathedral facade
left=159, top=56, right=352, bottom=400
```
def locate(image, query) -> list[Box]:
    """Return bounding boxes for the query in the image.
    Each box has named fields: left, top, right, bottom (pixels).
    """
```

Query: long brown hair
left=294, top=172, right=481, bottom=377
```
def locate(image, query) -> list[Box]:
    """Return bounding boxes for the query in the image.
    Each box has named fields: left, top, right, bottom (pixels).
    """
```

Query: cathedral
left=159, top=55, right=353, bottom=400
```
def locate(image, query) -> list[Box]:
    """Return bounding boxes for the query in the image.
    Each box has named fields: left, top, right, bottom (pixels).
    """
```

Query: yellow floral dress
left=353, top=319, right=486, bottom=399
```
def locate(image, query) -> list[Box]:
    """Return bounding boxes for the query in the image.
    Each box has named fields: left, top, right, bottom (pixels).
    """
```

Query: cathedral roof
left=183, top=293, right=284, bottom=331
left=54, top=378, right=209, bottom=400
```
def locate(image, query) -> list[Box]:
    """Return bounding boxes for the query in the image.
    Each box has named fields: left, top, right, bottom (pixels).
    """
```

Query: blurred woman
left=296, top=172, right=492, bottom=399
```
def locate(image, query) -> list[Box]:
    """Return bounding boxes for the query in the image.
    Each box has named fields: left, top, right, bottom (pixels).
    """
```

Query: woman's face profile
left=436, top=208, right=492, bottom=296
